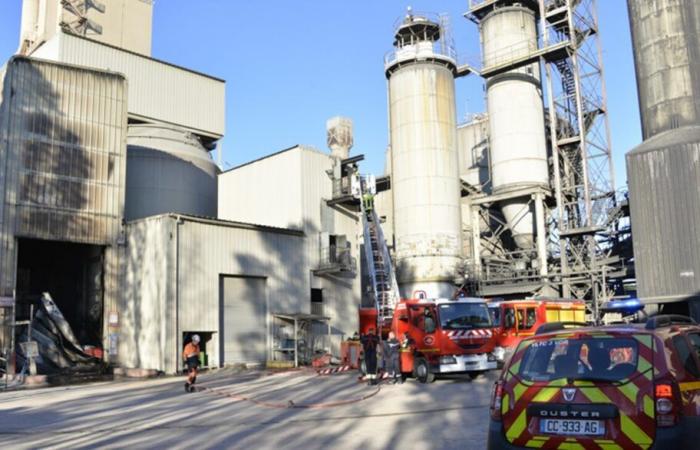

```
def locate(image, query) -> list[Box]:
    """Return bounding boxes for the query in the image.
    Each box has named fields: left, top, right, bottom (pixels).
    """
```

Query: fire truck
left=354, top=175, right=497, bottom=383
left=486, top=298, right=586, bottom=364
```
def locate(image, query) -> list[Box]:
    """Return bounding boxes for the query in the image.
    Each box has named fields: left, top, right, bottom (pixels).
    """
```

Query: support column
left=471, top=206, right=481, bottom=274
left=534, top=193, right=548, bottom=277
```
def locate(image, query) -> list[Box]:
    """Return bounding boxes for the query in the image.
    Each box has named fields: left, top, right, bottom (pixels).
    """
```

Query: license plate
left=540, top=419, right=605, bottom=436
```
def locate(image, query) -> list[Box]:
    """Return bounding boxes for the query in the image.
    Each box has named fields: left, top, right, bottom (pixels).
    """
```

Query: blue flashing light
left=602, top=298, right=644, bottom=314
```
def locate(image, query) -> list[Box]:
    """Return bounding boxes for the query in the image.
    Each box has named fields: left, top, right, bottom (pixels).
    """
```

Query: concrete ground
left=0, top=368, right=497, bottom=449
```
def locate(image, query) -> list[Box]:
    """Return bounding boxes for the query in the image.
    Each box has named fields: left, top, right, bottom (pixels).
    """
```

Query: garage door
left=220, top=276, right=267, bottom=364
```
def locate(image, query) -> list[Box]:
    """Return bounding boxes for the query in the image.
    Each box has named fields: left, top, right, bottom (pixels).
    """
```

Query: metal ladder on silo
left=359, top=181, right=401, bottom=330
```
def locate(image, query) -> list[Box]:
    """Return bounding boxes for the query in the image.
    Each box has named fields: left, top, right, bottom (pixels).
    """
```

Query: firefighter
left=361, top=328, right=380, bottom=385
left=383, top=331, right=401, bottom=384
left=183, top=334, right=201, bottom=393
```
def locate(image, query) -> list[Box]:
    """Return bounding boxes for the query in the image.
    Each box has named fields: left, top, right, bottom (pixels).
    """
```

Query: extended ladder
left=359, top=178, right=400, bottom=331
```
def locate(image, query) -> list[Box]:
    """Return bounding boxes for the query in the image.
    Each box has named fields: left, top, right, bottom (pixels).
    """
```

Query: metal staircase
left=359, top=181, right=400, bottom=330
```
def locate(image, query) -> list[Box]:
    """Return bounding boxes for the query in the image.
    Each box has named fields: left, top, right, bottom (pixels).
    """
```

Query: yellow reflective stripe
left=513, top=383, right=528, bottom=403
left=680, top=381, right=700, bottom=392
left=505, top=409, right=527, bottom=442
left=620, top=414, right=653, bottom=446
left=637, top=356, right=652, bottom=380
left=533, top=387, right=559, bottom=402
left=557, top=442, right=585, bottom=450
left=634, top=334, right=653, bottom=348
left=525, top=438, right=546, bottom=448
left=581, top=387, right=653, bottom=445
left=502, top=393, right=510, bottom=416
left=510, top=359, right=522, bottom=373
left=618, top=382, right=638, bottom=405
left=643, top=395, right=654, bottom=418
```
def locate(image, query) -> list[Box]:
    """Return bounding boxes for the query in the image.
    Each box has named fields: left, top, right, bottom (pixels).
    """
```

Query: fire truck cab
left=487, top=298, right=587, bottom=364
left=391, top=296, right=498, bottom=382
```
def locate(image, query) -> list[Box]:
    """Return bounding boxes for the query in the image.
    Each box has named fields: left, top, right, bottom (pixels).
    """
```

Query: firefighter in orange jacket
left=183, top=334, right=201, bottom=392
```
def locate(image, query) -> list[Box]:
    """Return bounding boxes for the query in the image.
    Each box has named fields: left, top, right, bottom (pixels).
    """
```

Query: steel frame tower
left=466, top=0, right=618, bottom=312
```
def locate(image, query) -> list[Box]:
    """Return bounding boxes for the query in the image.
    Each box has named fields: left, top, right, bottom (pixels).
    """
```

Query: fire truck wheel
left=467, top=371, right=482, bottom=380
left=414, top=358, right=435, bottom=384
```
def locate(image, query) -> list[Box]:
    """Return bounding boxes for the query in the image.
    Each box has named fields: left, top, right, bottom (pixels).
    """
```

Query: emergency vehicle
left=487, top=298, right=586, bottom=364
left=488, top=315, right=700, bottom=449
left=354, top=175, right=498, bottom=382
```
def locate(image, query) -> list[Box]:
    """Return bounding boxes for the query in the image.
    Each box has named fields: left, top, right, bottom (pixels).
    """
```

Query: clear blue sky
left=0, top=1, right=640, bottom=186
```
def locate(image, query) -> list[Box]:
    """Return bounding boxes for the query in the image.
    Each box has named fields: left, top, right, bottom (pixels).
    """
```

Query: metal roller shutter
left=220, top=276, right=267, bottom=364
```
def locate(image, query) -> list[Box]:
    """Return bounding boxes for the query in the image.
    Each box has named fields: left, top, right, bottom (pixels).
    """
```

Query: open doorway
left=15, top=238, right=105, bottom=347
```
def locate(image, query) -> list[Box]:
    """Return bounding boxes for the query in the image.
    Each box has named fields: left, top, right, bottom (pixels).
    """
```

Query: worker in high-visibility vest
left=182, top=334, right=201, bottom=393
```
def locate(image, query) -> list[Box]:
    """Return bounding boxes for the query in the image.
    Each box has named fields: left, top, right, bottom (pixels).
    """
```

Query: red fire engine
left=378, top=296, right=497, bottom=382
left=486, top=298, right=587, bottom=364
left=350, top=175, right=498, bottom=382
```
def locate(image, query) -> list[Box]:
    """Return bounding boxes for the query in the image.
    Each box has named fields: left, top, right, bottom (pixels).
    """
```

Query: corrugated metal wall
left=120, top=215, right=308, bottom=373
left=627, top=126, right=700, bottom=303
left=0, top=56, right=127, bottom=296
left=32, top=32, right=225, bottom=139
left=117, top=216, right=177, bottom=372
left=177, top=218, right=308, bottom=368
left=218, top=147, right=361, bottom=354
left=218, top=148, right=304, bottom=229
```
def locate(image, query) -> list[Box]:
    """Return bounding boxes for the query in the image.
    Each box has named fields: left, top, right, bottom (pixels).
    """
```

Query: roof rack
left=535, top=321, right=588, bottom=335
left=645, top=315, right=697, bottom=330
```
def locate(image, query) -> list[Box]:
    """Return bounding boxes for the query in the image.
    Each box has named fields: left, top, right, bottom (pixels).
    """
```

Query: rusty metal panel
left=0, top=56, right=127, bottom=246
left=627, top=126, right=700, bottom=303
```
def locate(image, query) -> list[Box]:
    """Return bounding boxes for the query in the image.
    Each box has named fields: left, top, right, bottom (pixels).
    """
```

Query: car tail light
left=490, top=380, right=504, bottom=420
left=654, top=380, right=681, bottom=427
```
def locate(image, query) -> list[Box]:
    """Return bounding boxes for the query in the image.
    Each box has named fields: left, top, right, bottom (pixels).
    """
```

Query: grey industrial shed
left=113, top=214, right=309, bottom=374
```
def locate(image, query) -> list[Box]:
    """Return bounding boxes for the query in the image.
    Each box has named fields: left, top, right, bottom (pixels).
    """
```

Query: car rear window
left=517, top=337, right=639, bottom=382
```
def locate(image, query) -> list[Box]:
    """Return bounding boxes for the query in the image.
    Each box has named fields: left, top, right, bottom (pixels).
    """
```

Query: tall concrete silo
left=481, top=5, right=548, bottom=249
left=626, top=0, right=700, bottom=313
left=385, top=12, right=462, bottom=299
left=125, top=124, right=219, bottom=221
left=627, top=0, right=700, bottom=140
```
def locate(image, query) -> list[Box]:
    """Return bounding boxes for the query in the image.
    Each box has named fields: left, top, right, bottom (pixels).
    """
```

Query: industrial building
left=1, top=0, right=360, bottom=376
left=2, top=0, right=699, bottom=379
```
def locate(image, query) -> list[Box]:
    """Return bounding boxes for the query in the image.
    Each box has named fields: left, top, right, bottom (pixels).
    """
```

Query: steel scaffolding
left=465, top=0, right=621, bottom=315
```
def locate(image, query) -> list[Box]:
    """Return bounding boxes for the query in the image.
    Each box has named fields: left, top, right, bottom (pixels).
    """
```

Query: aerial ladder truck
left=354, top=175, right=498, bottom=383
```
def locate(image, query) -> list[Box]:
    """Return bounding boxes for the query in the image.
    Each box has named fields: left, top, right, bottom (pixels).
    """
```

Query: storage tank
left=626, top=127, right=700, bottom=305
left=385, top=12, right=463, bottom=299
left=626, top=0, right=700, bottom=311
left=125, top=124, right=218, bottom=220
left=627, top=0, right=700, bottom=139
left=457, top=114, right=490, bottom=191
left=481, top=5, right=548, bottom=249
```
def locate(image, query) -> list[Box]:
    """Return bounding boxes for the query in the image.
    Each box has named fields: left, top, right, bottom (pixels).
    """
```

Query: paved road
left=0, top=368, right=497, bottom=449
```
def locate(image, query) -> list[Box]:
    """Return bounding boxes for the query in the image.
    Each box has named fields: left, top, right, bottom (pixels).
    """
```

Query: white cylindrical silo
left=386, top=13, right=463, bottom=299
left=482, top=6, right=548, bottom=249
left=125, top=124, right=219, bottom=221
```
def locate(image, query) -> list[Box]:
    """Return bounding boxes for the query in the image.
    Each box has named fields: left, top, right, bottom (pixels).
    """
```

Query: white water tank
left=125, top=124, right=218, bottom=220
left=482, top=6, right=548, bottom=249
left=386, top=14, right=463, bottom=299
